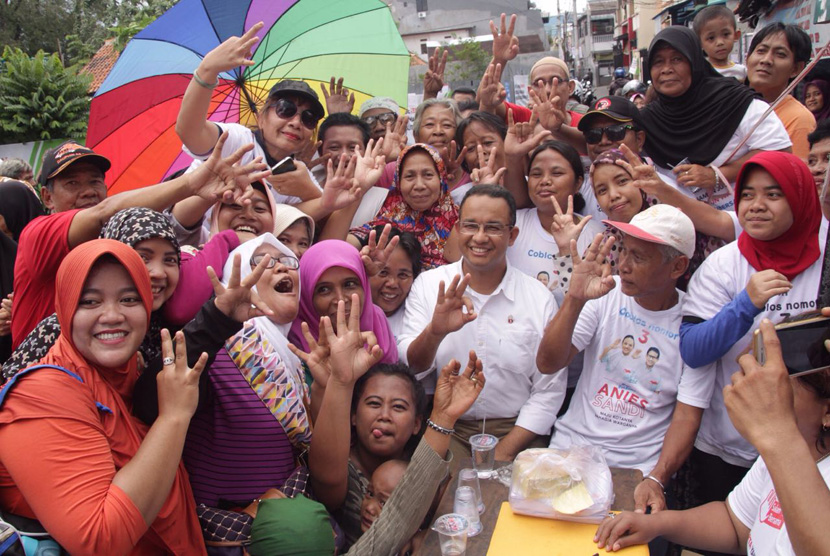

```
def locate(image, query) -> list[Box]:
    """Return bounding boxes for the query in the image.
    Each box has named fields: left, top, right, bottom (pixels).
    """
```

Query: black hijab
left=0, top=181, right=44, bottom=242
left=639, top=26, right=758, bottom=169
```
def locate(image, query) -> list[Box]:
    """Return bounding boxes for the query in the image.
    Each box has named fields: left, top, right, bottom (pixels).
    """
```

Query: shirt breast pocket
left=497, top=327, right=539, bottom=374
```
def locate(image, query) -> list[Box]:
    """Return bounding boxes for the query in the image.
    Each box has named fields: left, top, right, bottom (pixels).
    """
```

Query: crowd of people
left=0, top=6, right=828, bottom=556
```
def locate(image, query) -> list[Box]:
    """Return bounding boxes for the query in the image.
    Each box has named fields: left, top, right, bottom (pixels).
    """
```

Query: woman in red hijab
left=676, top=151, right=823, bottom=518
left=0, top=239, right=208, bottom=555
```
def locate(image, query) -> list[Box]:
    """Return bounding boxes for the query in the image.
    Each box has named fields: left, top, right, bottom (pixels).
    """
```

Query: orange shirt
left=774, top=94, right=816, bottom=160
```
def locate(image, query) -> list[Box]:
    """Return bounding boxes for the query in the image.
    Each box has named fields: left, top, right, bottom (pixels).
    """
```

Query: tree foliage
left=444, top=38, right=491, bottom=83
left=0, top=0, right=176, bottom=67
left=0, top=47, right=92, bottom=143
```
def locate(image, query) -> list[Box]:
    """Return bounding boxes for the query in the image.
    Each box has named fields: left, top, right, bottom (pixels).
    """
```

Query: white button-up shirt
left=398, top=260, right=567, bottom=435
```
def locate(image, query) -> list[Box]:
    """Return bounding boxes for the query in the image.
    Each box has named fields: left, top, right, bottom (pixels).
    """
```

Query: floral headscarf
left=355, top=143, right=458, bottom=269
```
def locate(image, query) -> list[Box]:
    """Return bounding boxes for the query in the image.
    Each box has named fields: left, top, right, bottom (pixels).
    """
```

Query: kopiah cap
left=39, top=141, right=111, bottom=188
left=604, top=204, right=696, bottom=259
left=577, top=96, right=641, bottom=131
left=267, top=80, right=326, bottom=119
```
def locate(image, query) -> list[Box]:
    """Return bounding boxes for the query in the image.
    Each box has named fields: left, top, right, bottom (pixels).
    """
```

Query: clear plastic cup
left=470, top=433, right=498, bottom=479
left=458, top=468, right=485, bottom=513
left=431, top=513, right=469, bottom=556
left=453, top=486, right=482, bottom=537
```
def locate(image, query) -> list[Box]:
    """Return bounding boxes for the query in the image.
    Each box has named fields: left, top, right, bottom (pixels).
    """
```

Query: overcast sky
left=535, top=0, right=588, bottom=15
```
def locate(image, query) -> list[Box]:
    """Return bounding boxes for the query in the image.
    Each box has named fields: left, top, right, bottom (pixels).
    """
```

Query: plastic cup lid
left=470, top=434, right=498, bottom=448
left=432, top=513, right=469, bottom=534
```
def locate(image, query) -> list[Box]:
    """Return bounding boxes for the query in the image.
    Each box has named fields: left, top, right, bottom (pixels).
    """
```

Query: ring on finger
left=162, top=357, right=175, bottom=366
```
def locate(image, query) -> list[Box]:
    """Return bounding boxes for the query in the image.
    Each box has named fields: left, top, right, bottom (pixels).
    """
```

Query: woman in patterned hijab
left=2, top=208, right=182, bottom=380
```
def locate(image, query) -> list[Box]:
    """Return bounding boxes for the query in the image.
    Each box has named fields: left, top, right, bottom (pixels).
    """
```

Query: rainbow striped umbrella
left=87, top=0, right=409, bottom=194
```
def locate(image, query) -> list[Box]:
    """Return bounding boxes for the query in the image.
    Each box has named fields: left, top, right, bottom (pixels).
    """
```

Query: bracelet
left=193, top=70, right=218, bottom=90
left=644, top=474, right=666, bottom=493
left=426, top=418, right=455, bottom=436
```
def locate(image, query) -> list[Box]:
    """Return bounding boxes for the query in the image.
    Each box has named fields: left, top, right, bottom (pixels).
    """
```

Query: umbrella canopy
left=87, top=0, right=409, bottom=194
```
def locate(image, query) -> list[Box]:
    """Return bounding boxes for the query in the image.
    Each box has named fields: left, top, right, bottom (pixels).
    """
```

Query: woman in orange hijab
left=0, top=239, right=208, bottom=555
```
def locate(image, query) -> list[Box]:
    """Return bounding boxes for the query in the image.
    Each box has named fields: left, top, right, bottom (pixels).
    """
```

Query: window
left=416, top=0, right=428, bottom=11
left=421, top=43, right=428, bottom=54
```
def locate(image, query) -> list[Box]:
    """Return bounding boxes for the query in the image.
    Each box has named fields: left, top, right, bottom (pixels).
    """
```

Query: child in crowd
left=360, top=459, right=408, bottom=533
left=692, top=5, right=746, bottom=81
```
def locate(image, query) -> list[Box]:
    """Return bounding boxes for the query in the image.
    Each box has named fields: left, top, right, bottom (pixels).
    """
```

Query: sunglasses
left=272, top=98, right=320, bottom=131
left=362, top=112, right=397, bottom=127
left=584, top=123, right=636, bottom=145
left=250, top=253, right=300, bottom=270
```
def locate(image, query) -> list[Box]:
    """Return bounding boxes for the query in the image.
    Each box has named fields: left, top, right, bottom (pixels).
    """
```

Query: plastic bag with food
left=508, top=445, right=614, bottom=523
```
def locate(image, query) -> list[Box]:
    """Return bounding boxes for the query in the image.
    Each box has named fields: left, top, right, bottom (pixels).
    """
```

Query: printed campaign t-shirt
left=684, top=241, right=825, bottom=467
left=728, top=455, right=830, bottom=556
left=550, top=277, right=710, bottom=473
left=507, top=207, right=604, bottom=294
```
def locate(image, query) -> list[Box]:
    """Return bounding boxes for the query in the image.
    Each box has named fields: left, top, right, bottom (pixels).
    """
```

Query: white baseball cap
left=604, top=204, right=695, bottom=259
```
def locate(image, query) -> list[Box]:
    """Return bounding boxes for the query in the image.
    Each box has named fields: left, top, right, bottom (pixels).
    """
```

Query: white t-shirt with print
left=654, top=99, right=791, bottom=212
left=507, top=207, right=605, bottom=294
left=683, top=241, right=825, bottom=467
left=550, top=278, right=711, bottom=473
left=728, top=455, right=830, bottom=556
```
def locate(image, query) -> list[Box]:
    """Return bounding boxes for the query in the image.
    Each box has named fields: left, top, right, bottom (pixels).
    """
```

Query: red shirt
left=503, top=101, right=583, bottom=128
left=11, top=210, right=79, bottom=348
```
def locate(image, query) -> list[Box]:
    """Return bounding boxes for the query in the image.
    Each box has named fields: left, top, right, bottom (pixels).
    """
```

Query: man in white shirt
left=537, top=205, right=711, bottom=512
left=399, top=184, right=567, bottom=463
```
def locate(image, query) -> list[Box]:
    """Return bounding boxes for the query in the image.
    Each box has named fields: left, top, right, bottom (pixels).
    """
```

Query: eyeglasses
left=457, top=221, right=513, bottom=237
left=272, top=98, right=320, bottom=131
left=584, top=123, right=636, bottom=145
left=250, top=253, right=300, bottom=270
left=362, top=112, right=397, bottom=127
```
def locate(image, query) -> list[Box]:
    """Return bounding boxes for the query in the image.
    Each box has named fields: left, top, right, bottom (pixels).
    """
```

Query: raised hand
left=191, top=131, right=270, bottom=202
left=157, top=329, right=208, bottom=423
left=746, top=269, right=792, bottom=309
left=324, top=294, right=384, bottom=386
left=289, top=319, right=333, bottom=389
left=470, top=143, right=506, bottom=185
left=354, top=137, right=386, bottom=190
left=441, top=140, right=468, bottom=179
left=616, top=144, right=667, bottom=198
left=198, top=22, right=262, bottom=79
left=321, top=153, right=363, bottom=212
left=477, top=62, right=507, bottom=112
left=360, top=223, right=401, bottom=277
left=490, top=13, right=519, bottom=65
left=432, top=351, right=486, bottom=423
left=381, top=114, right=409, bottom=162
left=550, top=195, right=593, bottom=252
left=424, top=47, right=448, bottom=99
left=567, top=233, right=616, bottom=303
left=504, top=108, right=552, bottom=159
left=321, top=76, right=355, bottom=115
left=529, top=85, right=568, bottom=133
left=430, top=274, right=477, bottom=337
left=207, top=253, right=274, bottom=322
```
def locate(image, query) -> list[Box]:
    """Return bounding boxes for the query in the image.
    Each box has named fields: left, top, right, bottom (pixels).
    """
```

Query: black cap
left=268, top=80, right=326, bottom=119
left=577, top=96, right=641, bottom=131
left=38, top=140, right=111, bottom=188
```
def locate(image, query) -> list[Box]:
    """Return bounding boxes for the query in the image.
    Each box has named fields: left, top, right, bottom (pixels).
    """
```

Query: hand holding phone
left=753, top=311, right=830, bottom=376
left=271, top=156, right=296, bottom=175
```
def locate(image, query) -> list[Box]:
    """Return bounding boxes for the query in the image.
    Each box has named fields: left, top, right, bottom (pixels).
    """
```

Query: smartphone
left=753, top=312, right=830, bottom=376
left=271, top=156, right=296, bottom=175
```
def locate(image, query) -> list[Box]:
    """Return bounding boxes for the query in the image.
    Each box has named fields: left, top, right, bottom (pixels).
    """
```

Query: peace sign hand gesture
left=429, top=274, right=477, bottom=338
left=490, top=13, right=519, bottom=65
left=208, top=253, right=274, bottom=322
left=550, top=195, right=593, bottom=253
left=567, top=233, right=616, bottom=303
left=616, top=144, right=667, bottom=198
left=470, top=143, right=506, bottom=185
left=441, top=141, right=469, bottom=179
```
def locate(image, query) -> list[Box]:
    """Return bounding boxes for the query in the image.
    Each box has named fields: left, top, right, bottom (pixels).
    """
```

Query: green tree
left=0, top=47, right=92, bottom=143
left=444, top=38, right=490, bottom=83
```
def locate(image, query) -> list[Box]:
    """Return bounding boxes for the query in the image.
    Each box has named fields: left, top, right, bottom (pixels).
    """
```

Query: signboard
left=756, top=0, right=830, bottom=55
